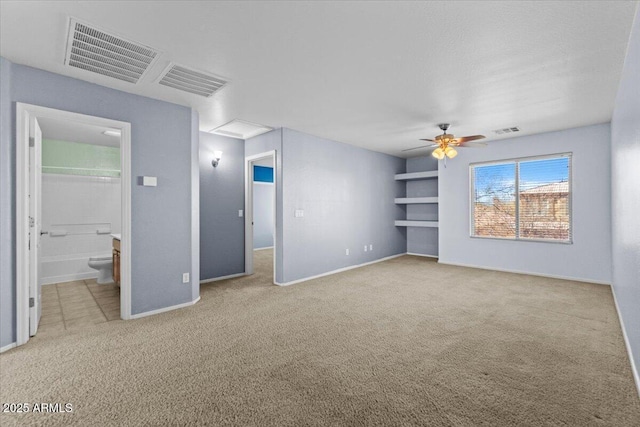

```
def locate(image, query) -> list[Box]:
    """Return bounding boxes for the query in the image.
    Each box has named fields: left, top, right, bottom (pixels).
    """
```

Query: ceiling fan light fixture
left=444, top=146, right=457, bottom=159
left=432, top=147, right=445, bottom=160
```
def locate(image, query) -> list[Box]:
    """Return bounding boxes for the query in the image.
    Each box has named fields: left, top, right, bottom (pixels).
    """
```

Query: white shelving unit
left=394, top=171, right=439, bottom=228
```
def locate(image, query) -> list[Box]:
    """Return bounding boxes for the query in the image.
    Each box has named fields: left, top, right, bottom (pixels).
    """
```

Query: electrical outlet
left=364, top=245, right=368, bottom=252
left=346, top=249, right=349, bottom=255
left=369, top=244, right=373, bottom=251
left=182, top=273, right=190, bottom=283
left=238, top=210, right=243, bottom=217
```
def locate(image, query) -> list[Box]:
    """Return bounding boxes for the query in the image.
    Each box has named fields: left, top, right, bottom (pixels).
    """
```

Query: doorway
left=16, top=103, right=132, bottom=346
left=244, top=151, right=277, bottom=283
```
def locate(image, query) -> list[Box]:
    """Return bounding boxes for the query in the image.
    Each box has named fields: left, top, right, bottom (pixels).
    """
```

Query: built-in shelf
left=394, top=197, right=438, bottom=204
left=394, top=220, right=439, bottom=228
left=394, top=171, right=438, bottom=181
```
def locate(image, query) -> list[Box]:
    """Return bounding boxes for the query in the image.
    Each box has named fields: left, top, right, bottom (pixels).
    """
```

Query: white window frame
left=469, top=153, right=573, bottom=244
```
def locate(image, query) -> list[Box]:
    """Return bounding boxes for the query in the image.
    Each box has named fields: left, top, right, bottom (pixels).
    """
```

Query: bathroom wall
left=40, top=138, right=121, bottom=284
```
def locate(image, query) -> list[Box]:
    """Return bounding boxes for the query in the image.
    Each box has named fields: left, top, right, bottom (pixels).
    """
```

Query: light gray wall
left=281, top=128, right=405, bottom=283
left=406, top=156, right=438, bottom=256
left=199, top=132, right=245, bottom=280
left=611, top=7, right=640, bottom=388
left=191, top=110, right=200, bottom=301
left=245, top=129, right=284, bottom=283
left=0, top=57, right=15, bottom=347
left=253, top=182, right=275, bottom=249
left=439, top=124, right=612, bottom=284
left=0, top=59, right=199, bottom=346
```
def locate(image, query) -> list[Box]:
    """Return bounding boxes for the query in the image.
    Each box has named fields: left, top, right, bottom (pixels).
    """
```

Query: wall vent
left=210, top=119, right=273, bottom=140
left=158, top=63, right=227, bottom=97
left=64, top=18, right=160, bottom=84
left=493, top=127, right=520, bottom=135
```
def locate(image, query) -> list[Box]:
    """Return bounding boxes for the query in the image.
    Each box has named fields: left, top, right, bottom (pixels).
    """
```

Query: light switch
left=238, top=210, right=243, bottom=217
left=142, top=176, right=157, bottom=187
left=295, top=209, right=304, bottom=218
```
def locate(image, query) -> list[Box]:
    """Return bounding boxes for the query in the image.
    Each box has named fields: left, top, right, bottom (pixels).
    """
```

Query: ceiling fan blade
left=419, top=138, right=436, bottom=142
left=459, top=141, right=487, bottom=148
left=454, top=135, right=486, bottom=144
left=402, top=144, right=437, bottom=152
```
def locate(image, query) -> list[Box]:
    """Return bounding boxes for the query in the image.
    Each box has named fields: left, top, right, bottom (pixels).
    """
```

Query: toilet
left=88, top=255, right=113, bottom=284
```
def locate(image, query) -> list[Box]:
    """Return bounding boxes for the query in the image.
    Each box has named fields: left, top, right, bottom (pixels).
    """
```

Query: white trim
left=437, top=260, right=611, bottom=285
left=406, top=252, right=439, bottom=259
left=275, top=254, right=405, bottom=286
left=254, top=246, right=274, bottom=251
left=245, top=151, right=277, bottom=284
left=130, top=297, right=200, bottom=319
left=41, top=272, right=97, bottom=285
left=611, top=286, right=640, bottom=397
left=253, top=181, right=274, bottom=186
left=16, top=103, right=133, bottom=348
left=200, top=273, right=246, bottom=284
left=0, top=342, right=17, bottom=353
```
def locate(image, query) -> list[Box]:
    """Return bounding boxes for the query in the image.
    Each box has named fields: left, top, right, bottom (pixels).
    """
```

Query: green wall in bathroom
left=42, top=139, right=121, bottom=177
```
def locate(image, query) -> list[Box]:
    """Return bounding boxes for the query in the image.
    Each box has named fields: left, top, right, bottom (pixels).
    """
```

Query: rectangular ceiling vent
left=158, top=63, right=227, bottom=97
left=64, top=18, right=160, bottom=84
left=210, top=119, right=273, bottom=140
left=493, top=127, right=520, bottom=135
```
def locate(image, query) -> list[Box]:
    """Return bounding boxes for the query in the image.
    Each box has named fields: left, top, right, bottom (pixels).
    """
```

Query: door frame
left=244, top=150, right=277, bottom=283
left=16, top=103, right=133, bottom=346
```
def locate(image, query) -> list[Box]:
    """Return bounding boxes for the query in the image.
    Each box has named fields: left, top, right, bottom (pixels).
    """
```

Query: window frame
left=469, top=152, right=573, bottom=244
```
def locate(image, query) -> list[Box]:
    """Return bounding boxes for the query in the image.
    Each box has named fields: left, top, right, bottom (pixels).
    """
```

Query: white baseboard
left=406, top=252, right=439, bottom=259
left=0, top=342, right=17, bottom=353
left=254, top=246, right=274, bottom=251
left=130, top=297, right=201, bottom=320
left=200, top=273, right=246, bottom=284
left=41, top=272, right=98, bottom=285
left=611, top=286, right=640, bottom=397
left=275, top=253, right=405, bottom=286
left=437, top=260, right=611, bottom=286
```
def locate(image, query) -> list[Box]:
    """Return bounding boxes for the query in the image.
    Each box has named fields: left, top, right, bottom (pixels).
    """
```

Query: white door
left=29, top=117, right=43, bottom=336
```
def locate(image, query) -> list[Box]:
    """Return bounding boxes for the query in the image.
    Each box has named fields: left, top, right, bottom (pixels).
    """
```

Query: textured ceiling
left=1, top=1, right=637, bottom=157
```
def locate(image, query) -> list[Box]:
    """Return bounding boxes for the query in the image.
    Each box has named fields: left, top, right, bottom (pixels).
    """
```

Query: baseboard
left=275, top=253, right=405, bottom=286
left=406, top=252, right=439, bottom=259
left=41, top=271, right=98, bottom=285
left=254, top=246, right=274, bottom=251
left=200, top=273, right=246, bottom=284
left=130, top=297, right=201, bottom=320
left=437, top=260, right=611, bottom=286
left=611, top=286, right=640, bottom=397
left=0, top=342, right=17, bottom=353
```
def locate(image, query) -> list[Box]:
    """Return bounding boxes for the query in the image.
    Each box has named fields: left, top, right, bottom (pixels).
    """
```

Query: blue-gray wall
left=0, top=58, right=199, bottom=347
left=253, top=182, right=275, bottom=249
left=611, top=7, right=640, bottom=389
left=280, top=128, right=405, bottom=283
left=406, top=156, right=438, bottom=257
left=245, top=129, right=284, bottom=283
left=0, top=57, right=15, bottom=348
left=199, top=132, right=245, bottom=280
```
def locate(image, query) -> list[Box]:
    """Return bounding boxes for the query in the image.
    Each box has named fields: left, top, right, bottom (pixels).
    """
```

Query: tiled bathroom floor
left=39, top=279, right=121, bottom=334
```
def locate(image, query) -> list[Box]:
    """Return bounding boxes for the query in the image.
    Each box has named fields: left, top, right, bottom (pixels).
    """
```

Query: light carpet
left=1, top=250, right=639, bottom=426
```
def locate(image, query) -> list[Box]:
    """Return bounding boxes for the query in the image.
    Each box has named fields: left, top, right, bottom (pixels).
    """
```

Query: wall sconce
left=212, top=151, right=223, bottom=168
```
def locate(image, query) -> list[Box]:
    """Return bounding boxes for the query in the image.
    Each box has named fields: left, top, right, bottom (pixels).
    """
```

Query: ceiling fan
left=403, top=123, right=486, bottom=160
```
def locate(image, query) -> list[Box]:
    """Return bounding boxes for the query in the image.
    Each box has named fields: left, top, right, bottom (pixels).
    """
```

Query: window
left=470, top=154, right=571, bottom=243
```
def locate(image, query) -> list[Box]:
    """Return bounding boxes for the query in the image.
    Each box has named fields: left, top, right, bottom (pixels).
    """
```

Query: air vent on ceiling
left=64, top=18, right=160, bottom=84
left=210, top=119, right=273, bottom=140
left=158, top=63, right=227, bottom=97
left=493, top=127, right=520, bottom=135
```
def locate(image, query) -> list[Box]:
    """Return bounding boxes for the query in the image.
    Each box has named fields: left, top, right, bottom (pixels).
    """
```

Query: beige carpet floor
left=1, top=250, right=639, bottom=426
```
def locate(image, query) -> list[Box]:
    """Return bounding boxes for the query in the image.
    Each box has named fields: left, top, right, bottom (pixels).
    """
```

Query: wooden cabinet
left=112, top=238, right=121, bottom=286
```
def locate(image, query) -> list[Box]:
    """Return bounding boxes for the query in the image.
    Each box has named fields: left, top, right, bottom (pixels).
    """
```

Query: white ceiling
left=1, top=1, right=637, bottom=157
left=38, top=116, right=120, bottom=147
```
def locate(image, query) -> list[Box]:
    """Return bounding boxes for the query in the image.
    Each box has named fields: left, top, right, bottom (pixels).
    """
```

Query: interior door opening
left=245, top=151, right=277, bottom=283
left=16, top=103, right=132, bottom=347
